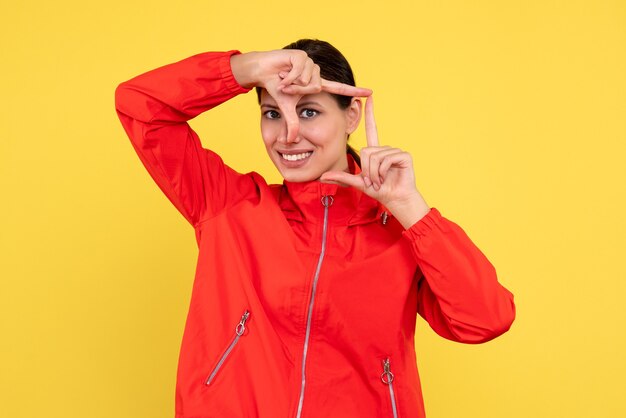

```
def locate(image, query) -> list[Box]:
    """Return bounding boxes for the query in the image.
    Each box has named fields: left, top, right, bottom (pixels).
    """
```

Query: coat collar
left=272, top=154, right=388, bottom=226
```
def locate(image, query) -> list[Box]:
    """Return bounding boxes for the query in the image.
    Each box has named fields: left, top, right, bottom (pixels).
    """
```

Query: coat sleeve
left=402, top=208, right=516, bottom=343
left=114, top=50, right=253, bottom=227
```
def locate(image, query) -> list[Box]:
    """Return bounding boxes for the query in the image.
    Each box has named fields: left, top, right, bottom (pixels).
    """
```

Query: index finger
left=365, top=95, right=379, bottom=147
left=321, top=79, right=373, bottom=97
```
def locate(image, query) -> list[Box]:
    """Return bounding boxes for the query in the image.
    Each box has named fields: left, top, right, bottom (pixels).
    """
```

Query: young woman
left=115, top=39, right=515, bottom=418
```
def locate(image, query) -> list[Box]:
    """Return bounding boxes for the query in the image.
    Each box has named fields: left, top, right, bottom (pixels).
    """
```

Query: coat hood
left=272, top=153, right=389, bottom=226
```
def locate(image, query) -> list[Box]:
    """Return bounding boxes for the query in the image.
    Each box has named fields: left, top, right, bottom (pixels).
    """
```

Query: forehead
left=260, top=90, right=339, bottom=108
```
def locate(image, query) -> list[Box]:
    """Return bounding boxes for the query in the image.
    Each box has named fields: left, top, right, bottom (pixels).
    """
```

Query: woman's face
left=260, top=90, right=361, bottom=183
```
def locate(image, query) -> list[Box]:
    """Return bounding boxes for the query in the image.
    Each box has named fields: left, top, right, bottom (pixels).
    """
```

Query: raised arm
left=115, top=49, right=371, bottom=227
left=114, top=50, right=252, bottom=227
left=320, top=95, right=515, bottom=343
left=403, top=209, right=516, bottom=343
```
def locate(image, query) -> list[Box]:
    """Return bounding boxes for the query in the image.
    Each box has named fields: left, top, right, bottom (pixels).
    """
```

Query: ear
left=345, top=97, right=362, bottom=135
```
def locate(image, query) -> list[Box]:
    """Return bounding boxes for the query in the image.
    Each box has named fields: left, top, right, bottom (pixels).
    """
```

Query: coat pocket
left=380, top=357, right=399, bottom=418
left=205, top=309, right=251, bottom=386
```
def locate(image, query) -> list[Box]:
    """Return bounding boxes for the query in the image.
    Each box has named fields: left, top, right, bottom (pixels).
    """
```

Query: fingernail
left=364, top=176, right=372, bottom=187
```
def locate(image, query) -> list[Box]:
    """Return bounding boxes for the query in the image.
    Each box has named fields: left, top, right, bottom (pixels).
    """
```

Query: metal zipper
left=295, top=194, right=333, bottom=418
left=205, top=310, right=250, bottom=385
left=381, top=357, right=399, bottom=418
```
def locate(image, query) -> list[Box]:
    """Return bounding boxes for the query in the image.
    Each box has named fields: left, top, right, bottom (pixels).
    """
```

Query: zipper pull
left=321, top=195, right=334, bottom=207
left=381, top=358, right=395, bottom=384
left=236, top=310, right=250, bottom=336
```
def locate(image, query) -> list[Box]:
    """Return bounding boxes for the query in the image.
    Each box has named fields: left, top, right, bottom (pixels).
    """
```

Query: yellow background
left=1, top=0, right=625, bottom=417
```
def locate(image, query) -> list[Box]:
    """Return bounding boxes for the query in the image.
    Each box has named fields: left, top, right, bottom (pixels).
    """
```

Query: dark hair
left=255, top=39, right=361, bottom=166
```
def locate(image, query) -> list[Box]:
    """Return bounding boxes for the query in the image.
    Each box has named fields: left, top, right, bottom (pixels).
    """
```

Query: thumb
left=320, top=171, right=366, bottom=190
left=276, top=95, right=301, bottom=142
left=285, top=113, right=300, bottom=142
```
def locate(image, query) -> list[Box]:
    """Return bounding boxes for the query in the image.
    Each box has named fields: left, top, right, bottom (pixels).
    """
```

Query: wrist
left=230, top=52, right=260, bottom=89
left=385, top=192, right=430, bottom=230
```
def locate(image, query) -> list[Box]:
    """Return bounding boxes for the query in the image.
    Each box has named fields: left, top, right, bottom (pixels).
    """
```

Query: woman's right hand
left=230, top=50, right=372, bottom=142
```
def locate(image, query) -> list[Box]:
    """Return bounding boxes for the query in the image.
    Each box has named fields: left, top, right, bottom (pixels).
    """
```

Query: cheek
left=303, top=120, right=343, bottom=145
left=316, top=128, right=346, bottom=153
left=260, top=123, right=276, bottom=148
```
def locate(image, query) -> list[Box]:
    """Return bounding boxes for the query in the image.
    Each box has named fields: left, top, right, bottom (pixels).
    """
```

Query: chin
left=280, top=169, right=319, bottom=183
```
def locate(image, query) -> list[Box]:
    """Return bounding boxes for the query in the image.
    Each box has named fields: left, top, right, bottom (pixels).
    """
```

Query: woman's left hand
left=320, top=96, right=431, bottom=229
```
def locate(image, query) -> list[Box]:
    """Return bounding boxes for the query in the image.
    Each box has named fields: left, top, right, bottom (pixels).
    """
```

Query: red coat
left=115, top=50, right=515, bottom=418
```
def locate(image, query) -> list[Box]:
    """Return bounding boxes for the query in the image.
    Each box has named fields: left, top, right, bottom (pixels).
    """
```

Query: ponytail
left=347, top=144, right=361, bottom=167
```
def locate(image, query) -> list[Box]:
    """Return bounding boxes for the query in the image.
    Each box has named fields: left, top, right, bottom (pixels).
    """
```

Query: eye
left=299, top=108, right=319, bottom=119
left=263, top=110, right=280, bottom=120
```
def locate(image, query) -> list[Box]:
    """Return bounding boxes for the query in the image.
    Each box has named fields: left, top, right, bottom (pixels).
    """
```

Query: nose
left=277, top=119, right=301, bottom=144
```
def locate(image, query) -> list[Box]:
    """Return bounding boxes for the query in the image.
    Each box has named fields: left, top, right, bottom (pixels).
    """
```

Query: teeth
left=281, top=152, right=312, bottom=161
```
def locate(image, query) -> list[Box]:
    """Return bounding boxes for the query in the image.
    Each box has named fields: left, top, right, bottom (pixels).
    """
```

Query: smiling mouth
left=279, top=151, right=313, bottom=162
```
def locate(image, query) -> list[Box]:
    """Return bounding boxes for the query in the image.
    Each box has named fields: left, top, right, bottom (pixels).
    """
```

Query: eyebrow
left=260, top=101, right=322, bottom=110
left=297, top=101, right=322, bottom=108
